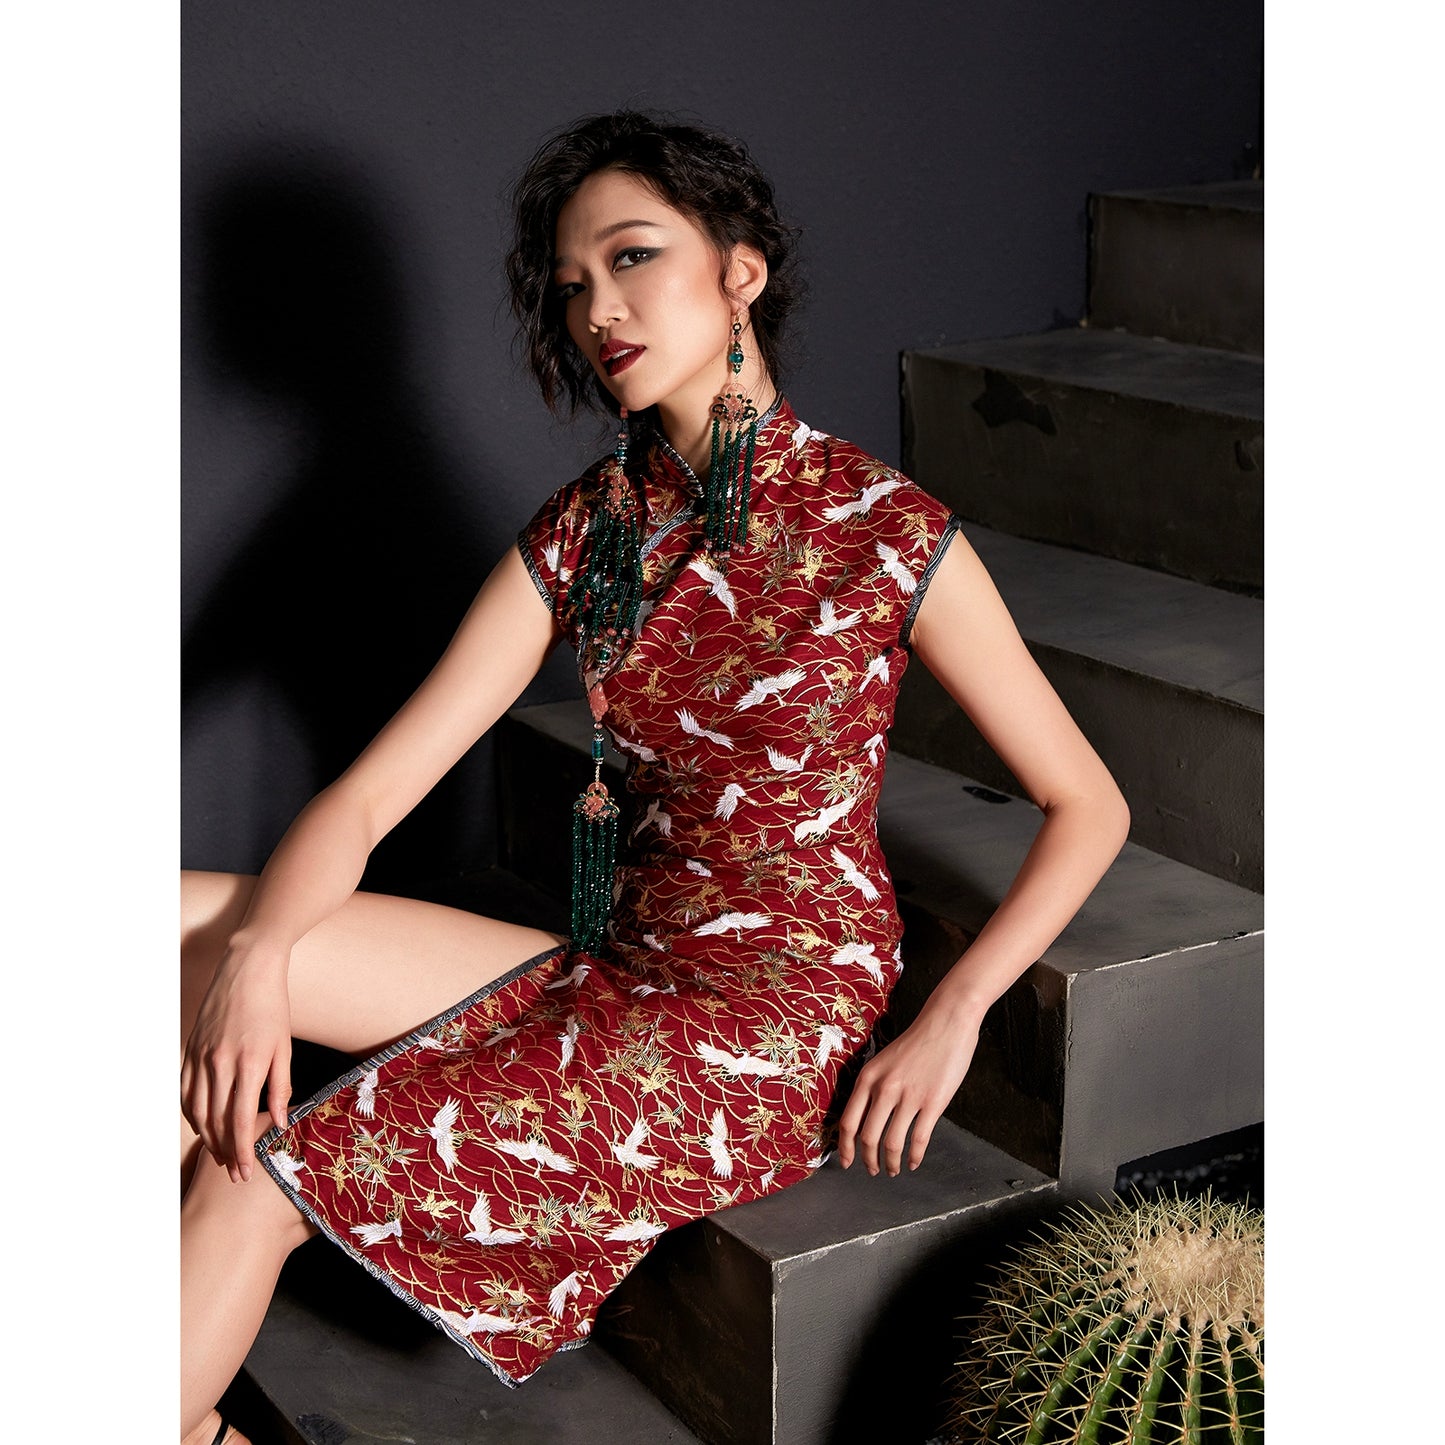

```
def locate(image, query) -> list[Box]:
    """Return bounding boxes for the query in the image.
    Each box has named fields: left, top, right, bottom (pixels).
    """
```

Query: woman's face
left=552, top=168, right=758, bottom=425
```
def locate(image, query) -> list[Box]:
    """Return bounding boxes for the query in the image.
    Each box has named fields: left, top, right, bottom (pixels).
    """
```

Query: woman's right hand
left=180, top=943, right=293, bottom=1183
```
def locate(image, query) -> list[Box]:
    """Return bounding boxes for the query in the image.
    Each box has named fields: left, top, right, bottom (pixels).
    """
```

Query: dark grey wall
left=182, top=0, right=1261, bottom=888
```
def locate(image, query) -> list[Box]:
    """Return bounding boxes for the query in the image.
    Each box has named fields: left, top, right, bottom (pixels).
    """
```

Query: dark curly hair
left=506, top=110, right=804, bottom=418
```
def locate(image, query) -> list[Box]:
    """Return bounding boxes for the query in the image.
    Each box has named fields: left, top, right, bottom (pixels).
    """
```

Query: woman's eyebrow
left=553, top=219, right=666, bottom=267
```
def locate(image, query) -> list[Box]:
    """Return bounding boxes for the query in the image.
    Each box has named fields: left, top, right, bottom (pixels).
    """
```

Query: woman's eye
left=553, top=248, right=654, bottom=301
left=614, top=247, right=655, bottom=270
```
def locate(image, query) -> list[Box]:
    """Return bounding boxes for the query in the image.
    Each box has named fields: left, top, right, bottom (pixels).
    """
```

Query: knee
left=181, top=870, right=256, bottom=945
left=180, top=871, right=256, bottom=993
left=183, top=1118, right=317, bottom=1256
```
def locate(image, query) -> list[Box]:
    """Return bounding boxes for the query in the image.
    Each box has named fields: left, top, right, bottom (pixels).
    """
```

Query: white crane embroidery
left=792, top=420, right=827, bottom=452
left=767, top=743, right=814, bottom=774
left=692, top=910, right=773, bottom=939
left=549, top=1270, right=587, bottom=1318
left=268, top=1149, right=307, bottom=1189
left=812, top=597, right=864, bottom=636
left=829, top=940, right=887, bottom=985
left=794, top=794, right=858, bottom=843
left=714, top=783, right=750, bottom=820
left=822, top=476, right=903, bottom=521
left=687, top=556, right=738, bottom=617
left=734, top=667, right=807, bottom=710
left=815, top=1023, right=849, bottom=1067
left=354, top=1068, right=379, bottom=1118
left=557, top=1013, right=580, bottom=1070
left=677, top=708, right=735, bottom=749
left=875, top=542, right=919, bottom=595
left=630, top=798, right=675, bottom=840
left=706, top=1107, right=734, bottom=1178
left=495, top=1136, right=577, bottom=1173
left=605, top=1217, right=667, bottom=1241
left=428, top=1098, right=462, bottom=1174
left=350, top=1216, right=402, bottom=1248
left=546, top=960, right=592, bottom=990
left=613, top=1118, right=662, bottom=1170
left=859, top=653, right=892, bottom=692
left=481, top=1024, right=523, bottom=1048
left=463, top=1190, right=526, bottom=1246
left=434, top=1306, right=540, bottom=1336
left=611, top=732, right=658, bottom=762
left=831, top=847, right=880, bottom=901
left=696, top=1041, right=787, bottom=1077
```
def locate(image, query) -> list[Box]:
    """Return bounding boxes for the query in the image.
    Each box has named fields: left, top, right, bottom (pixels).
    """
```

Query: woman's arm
left=835, top=534, right=1131, bottom=1177
left=182, top=544, right=562, bottom=1178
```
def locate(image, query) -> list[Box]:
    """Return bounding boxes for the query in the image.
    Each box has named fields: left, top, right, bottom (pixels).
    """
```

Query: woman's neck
left=656, top=372, right=777, bottom=478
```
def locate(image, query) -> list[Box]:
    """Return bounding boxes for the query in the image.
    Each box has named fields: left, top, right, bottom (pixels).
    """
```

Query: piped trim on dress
left=647, top=393, right=787, bottom=493
left=517, top=532, right=557, bottom=612
left=254, top=940, right=576, bottom=1389
left=898, top=512, right=966, bottom=651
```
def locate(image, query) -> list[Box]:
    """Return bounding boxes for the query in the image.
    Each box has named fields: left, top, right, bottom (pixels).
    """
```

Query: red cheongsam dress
left=257, top=396, right=964, bottom=1386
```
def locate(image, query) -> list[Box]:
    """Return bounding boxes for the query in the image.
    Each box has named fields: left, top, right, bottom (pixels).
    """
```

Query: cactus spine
left=949, top=1192, right=1263, bottom=1443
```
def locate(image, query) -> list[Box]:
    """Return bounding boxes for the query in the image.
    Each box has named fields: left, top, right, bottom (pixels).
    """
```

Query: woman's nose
left=586, top=276, right=626, bottom=333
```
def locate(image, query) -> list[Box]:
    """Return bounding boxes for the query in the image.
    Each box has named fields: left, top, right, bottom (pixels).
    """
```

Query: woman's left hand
left=835, top=1006, right=981, bottom=1175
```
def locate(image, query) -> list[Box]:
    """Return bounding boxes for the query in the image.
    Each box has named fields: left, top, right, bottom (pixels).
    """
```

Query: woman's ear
left=724, top=243, right=769, bottom=311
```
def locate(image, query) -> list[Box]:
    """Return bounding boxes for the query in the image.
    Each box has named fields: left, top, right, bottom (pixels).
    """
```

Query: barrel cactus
left=948, top=1191, right=1263, bottom=1443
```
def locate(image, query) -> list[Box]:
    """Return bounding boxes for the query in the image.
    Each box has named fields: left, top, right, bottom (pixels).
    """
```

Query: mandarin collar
left=640, top=394, right=796, bottom=494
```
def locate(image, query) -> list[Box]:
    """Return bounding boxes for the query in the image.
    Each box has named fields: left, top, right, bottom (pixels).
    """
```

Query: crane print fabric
left=256, top=398, right=964, bottom=1386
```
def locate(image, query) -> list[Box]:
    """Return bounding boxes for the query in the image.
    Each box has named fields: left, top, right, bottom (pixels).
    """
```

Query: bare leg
left=181, top=869, right=569, bottom=1183
left=179, top=869, right=570, bottom=1437
left=181, top=1112, right=315, bottom=1443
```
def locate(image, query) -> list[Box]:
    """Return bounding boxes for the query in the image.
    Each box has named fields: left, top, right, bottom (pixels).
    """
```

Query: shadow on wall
left=184, top=152, right=493, bottom=888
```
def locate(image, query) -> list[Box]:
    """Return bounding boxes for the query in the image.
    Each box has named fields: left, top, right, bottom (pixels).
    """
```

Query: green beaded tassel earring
left=705, top=317, right=760, bottom=556
left=568, top=408, right=642, bottom=953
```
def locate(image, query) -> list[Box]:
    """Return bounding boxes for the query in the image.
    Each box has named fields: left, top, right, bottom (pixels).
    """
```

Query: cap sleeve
left=515, top=466, right=601, bottom=616
left=876, top=480, right=965, bottom=651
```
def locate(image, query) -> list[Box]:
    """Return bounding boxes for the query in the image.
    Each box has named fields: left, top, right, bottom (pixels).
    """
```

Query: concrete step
left=877, top=751, right=1262, bottom=1200
left=1087, top=181, right=1263, bottom=355
left=890, top=521, right=1263, bottom=891
left=598, top=1120, right=1054, bottom=1445
left=237, top=1235, right=708, bottom=1445
left=500, top=702, right=1263, bottom=1202
left=236, top=1122, right=1047, bottom=1445
left=901, top=326, right=1264, bottom=592
left=240, top=860, right=1052, bottom=1445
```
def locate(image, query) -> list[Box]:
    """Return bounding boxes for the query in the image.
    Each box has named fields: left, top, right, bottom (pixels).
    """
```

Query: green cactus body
left=950, top=1194, right=1263, bottom=1444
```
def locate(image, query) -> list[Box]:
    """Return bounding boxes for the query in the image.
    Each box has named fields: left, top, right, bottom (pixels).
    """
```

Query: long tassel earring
left=705, top=318, right=760, bottom=556
left=569, top=407, right=641, bottom=953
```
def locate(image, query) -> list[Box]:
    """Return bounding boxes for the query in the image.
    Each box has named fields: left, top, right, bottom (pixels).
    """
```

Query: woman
left=180, top=110, right=1129, bottom=1445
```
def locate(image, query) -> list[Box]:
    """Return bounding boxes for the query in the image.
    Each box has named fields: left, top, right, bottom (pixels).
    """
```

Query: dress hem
left=254, top=940, right=578, bottom=1388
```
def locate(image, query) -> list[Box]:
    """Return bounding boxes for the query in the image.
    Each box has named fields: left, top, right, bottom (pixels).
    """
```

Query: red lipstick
left=599, top=340, right=644, bottom=376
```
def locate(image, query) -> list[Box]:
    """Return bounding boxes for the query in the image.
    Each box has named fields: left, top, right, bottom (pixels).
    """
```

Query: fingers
left=227, top=1059, right=271, bottom=1183
left=266, top=1049, right=292, bottom=1133
left=196, top=1047, right=250, bottom=1181
left=181, top=1057, right=212, bottom=1157
left=837, top=1071, right=939, bottom=1176
left=846, top=1093, right=907, bottom=1176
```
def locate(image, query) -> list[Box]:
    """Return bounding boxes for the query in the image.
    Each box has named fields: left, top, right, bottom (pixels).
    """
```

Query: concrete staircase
left=233, top=179, right=1263, bottom=1444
